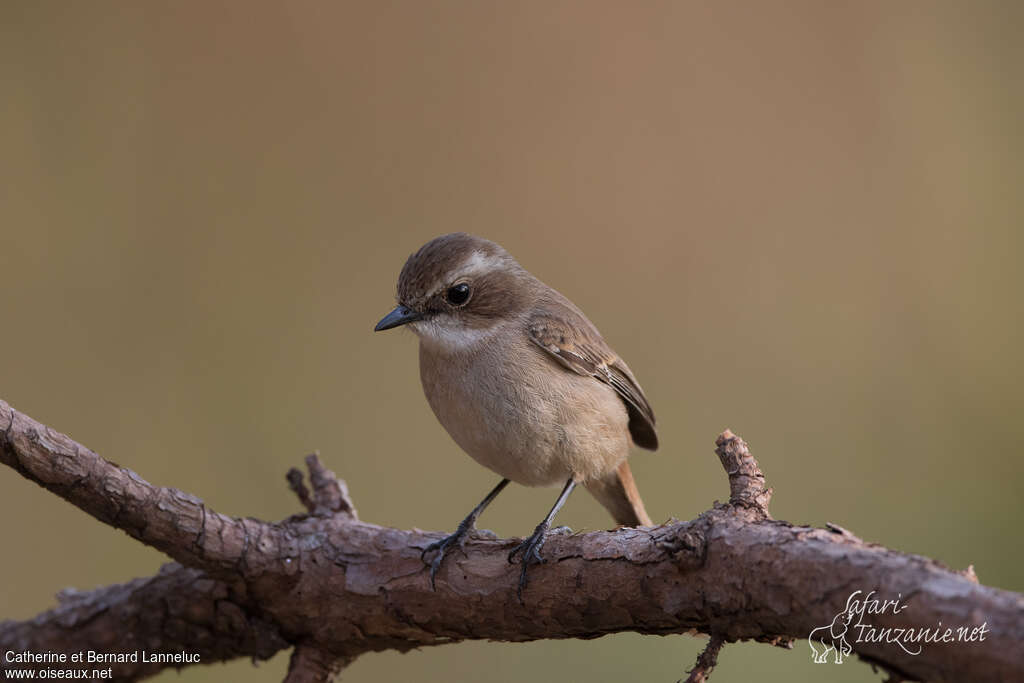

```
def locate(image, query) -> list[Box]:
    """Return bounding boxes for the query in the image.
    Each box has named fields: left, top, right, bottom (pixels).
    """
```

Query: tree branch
left=1, top=399, right=1021, bottom=682
left=0, top=563, right=286, bottom=680
left=0, top=400, right=251, bottom=578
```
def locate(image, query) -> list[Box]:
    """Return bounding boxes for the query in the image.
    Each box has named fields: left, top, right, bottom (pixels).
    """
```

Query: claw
left=420, top=479, right=511, bottom=590
left=509, top=523, right=550, bottom=602
left=507, top=478, right=577, bottom=601
left=420, top=536, right=445, bottom=563
left=507, top=543, right=523, bottom=564
left=420, top=526, right=472, bottom=590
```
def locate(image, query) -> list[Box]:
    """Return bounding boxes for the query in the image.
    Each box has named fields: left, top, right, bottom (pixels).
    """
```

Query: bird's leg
left=421, top=478, right=510, bottom=589
left=508, top=477, right=576, bottom=601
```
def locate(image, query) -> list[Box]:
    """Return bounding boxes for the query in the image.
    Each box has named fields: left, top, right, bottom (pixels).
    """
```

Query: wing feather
left=527, top=303, right=658, bottom=450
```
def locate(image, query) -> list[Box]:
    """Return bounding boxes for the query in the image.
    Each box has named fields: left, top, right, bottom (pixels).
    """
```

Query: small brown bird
left=374, top=233, right=657, bottom=597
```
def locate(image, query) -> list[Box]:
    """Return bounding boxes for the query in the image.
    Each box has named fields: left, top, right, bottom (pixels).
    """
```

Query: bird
left=374, top=233, right=657, bottom=598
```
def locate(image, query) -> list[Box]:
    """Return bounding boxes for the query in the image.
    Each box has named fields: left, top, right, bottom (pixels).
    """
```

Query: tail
left=585, top=461, right=652, bottom=527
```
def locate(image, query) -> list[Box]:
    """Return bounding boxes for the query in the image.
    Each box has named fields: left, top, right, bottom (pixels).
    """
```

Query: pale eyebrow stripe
left=459, top=250, right=506, bottom=275
left=425, top=250, right=505, bottom=298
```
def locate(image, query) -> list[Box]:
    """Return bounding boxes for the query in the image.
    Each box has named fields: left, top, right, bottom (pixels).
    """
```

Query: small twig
left=284, top=642, right=353, bottom=683
left=287, top=468, right=315, bottom=514
left=304, top=453, right=357, bottom=518
left=960, top=564, right=980, bottom=584
left=684, top=635, right=725, bottom=683
left=825, top=522, right=863, bottom=542
left=714, top=429, right=772, bottom=518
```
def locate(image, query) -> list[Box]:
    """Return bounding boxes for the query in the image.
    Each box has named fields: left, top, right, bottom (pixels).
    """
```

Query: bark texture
left=1, top=399, right=1021, bottom=682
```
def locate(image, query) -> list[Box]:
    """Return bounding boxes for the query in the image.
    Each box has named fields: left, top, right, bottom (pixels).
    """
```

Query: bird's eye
left=445, top=282, right=471, bottom=306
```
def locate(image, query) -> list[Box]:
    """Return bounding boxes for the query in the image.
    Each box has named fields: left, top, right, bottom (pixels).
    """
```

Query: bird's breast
left=418, top=334, right=630, bottom=487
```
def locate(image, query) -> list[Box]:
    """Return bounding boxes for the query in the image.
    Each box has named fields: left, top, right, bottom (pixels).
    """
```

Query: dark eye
left=445, top=282, right=471, bottom=306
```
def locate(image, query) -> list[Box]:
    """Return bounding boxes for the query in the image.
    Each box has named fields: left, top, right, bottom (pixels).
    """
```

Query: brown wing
left=528, top=303, right=658, bottom=451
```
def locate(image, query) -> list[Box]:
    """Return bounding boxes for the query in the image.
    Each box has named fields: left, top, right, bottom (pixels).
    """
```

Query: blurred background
left=2, top=1, right=1021, bottom=681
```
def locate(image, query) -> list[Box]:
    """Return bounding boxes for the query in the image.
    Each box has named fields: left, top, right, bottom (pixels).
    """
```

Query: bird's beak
left=374, top=305, right=423, bottom=331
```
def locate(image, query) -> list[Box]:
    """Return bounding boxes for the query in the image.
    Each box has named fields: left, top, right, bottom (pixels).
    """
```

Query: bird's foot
left=421, top=521, right=478, bottom=590
left=508, top=520, right=551, bottom=601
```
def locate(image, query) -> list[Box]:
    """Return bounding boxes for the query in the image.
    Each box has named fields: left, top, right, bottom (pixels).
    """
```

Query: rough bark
left=1, top=399, right=1021, bottom=682
left=0, top=564, right=285, bottom=679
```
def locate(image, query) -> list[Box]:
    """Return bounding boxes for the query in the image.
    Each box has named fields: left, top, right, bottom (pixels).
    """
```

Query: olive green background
left=2, top=2, right=1021, bottom=681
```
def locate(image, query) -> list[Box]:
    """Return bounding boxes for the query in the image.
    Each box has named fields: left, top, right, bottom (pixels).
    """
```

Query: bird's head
left=374, top=233, right=534, bottom=350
